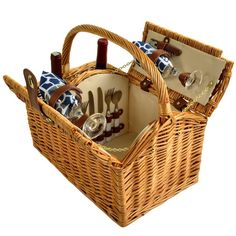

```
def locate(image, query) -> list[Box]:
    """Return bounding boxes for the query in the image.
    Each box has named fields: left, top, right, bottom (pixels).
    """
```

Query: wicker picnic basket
left=3, top=22, right=233, bottom=226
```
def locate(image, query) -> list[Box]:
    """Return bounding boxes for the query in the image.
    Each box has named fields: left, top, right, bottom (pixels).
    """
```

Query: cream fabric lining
left=78, top=74, right=129, bottom=136
left=78, top=73, right=165, bottom=160
left=134, top=30, right=226, bottom=105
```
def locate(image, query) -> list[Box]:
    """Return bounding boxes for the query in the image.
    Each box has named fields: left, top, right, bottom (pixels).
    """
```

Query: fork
left=105, top=88, right=115, bottom=115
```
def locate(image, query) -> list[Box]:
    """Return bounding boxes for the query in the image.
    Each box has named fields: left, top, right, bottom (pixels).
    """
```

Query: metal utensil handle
left=61, top=24, right=172, bottom=121
left=105, top=113, right=113, bottom=142
left=112, top=109, right=124, bottom=136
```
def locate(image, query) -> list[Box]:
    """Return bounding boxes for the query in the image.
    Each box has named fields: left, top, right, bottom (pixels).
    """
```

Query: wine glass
left=152, top=54, right=204, bottom=89
left=69, top=103, right=106, bottom=140
left=178, top=70, right=203, bottom=89
left=82, top=113, right=107, bottom=139
left=133, top=41, right=204, bottom=90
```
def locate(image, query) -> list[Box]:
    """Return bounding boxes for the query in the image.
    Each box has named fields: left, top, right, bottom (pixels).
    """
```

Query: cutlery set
left=85, top=87, right=124, bottom=143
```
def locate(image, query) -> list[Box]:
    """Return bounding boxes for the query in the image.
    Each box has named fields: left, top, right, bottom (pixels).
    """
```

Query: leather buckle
left=23, top=68, right=54, bottom=125
left=149, top=37, right=182, bottom=56
left=140, top=77, right=152, bottom=92
left=173, top=97, right=188, bottom=111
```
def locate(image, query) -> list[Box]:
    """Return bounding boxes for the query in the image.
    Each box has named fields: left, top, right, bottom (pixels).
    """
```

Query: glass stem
left=170, top=67, right=180, bottom=78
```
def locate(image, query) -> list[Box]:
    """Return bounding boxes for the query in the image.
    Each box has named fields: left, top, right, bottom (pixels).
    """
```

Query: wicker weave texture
left=3, top=73, right=207, bottom=226
left=26, top=103, right=207, bottom=225
left=3, top=22, right=233, bottom=226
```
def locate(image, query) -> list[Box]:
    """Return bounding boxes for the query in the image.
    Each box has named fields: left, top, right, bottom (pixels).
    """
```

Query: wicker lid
left=128, top=21, right=234, bottom=117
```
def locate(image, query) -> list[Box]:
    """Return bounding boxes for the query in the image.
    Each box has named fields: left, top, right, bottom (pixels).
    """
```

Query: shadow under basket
left=3, top=22, right=233, bottom=226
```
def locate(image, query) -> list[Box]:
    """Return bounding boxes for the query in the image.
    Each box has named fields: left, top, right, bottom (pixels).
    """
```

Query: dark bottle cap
left=96, top=38, right=108, bottom=69
left=51, top=51, right=62, bottom=78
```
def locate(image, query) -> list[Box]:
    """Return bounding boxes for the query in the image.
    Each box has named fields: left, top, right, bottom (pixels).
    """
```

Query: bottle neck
left=51, top=52, right=62, bottom=78
left=96, top=38, right=108, bottom=69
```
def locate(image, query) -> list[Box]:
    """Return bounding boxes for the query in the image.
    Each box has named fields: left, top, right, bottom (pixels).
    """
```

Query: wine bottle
left=51, top=51, right=62, bottom=78
left=95, top=38, right=108, bottom=69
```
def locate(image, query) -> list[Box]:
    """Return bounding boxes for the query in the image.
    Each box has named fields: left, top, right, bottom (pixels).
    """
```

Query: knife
left=97, top=87, right=103, bottom=113
left=88, top=91, right=94, bottom=115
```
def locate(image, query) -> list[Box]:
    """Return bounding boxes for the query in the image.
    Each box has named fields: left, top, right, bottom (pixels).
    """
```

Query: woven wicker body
left=3, top=22, right=233, bottom=226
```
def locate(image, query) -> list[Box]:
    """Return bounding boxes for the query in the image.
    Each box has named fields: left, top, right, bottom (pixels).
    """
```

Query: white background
left=1, top=0, right=236, bottom=235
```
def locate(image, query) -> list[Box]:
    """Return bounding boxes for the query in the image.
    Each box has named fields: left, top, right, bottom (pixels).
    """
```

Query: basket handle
left=61, top=24, right=172, bottom=120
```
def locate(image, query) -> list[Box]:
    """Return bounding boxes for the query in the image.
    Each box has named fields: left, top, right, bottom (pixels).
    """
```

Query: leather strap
left=49, top=84, right=82, bottom=108
left=149, top=49, right=170, bottom=63
left=23, top=68, right=41, bottom=112
left=104, top=130, right=113, bottom=137
left=156, top=41, right=182, bottom=56
left=112, top=123, right=125, bottom=133
left=69, top=114, right=88, bottom=128
left=112, top=109, right=123, bottom=119
left=95, top=133, right=105, bottom=142
left=106, top=115, right=113, bottom=123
